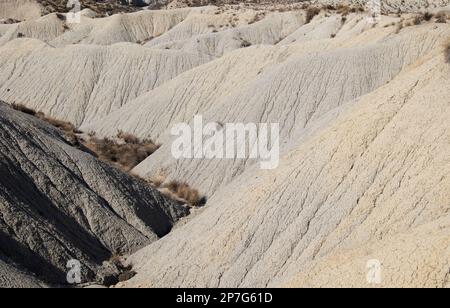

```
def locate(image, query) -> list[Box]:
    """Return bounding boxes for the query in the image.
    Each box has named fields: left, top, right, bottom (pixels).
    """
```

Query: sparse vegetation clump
left=336, top=4, right=352, bottom=16
left=118, top=271, right=136, bottom=283
left=305, top=7, right=321, bottom=24
left=323, top=3, right=364, bottom=15
left=11, top=103, right=80, bottom=145
left=87, top=131, right=160, bottom=171
left=248, top=12, right=265, bottom=25
left=11, top=103, right=37, bottom=116
left=163, top=180, right=207, bottom=208
left=435, top=12, right=448, bottom=23
left=10, top=102, right=206, bottom=209
left=10, top=103, right=158, bottom=169
left=36, top=0, right=141, bottom=17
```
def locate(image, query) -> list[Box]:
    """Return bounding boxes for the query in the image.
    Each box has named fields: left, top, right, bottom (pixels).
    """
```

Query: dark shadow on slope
left=0, top=155, right=111, bottom=283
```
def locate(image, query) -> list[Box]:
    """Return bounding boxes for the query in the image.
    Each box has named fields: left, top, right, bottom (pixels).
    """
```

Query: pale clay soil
left=0, top=0, right=449, bottom=288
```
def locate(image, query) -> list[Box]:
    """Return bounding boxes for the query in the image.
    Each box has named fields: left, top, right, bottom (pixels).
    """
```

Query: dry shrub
left=149, top=175, right=165, bottom=188
left=10, top=103, right=159, bottom=170
left=423, top=12, right=434, bottom=21
left=43, top=116, right=76, bottom=132
left=336, top=4, right=351, bottom=16
left=118, top=271, right=136, bottom=283
left=88, top=132, right=159, bottom=171
left=38, top=115, right=83, bottom=147
left=64, top=130, right=81, bottom=147
left=117, top=130, right=140, bottom=144
left=109, top=255, right=125, bottom=269
left=412, top=15, right=424, bottom=25
left=435, top=12, right=448, bottom=23
left=164, top=180, right=206, bottom=207
left=11, top=103, right=82, bottom=147
left=11, top=103, right=36, bottom=116
left=305, top=7, right=320, bottom=24
left=9, top=102, right=196, bottom=208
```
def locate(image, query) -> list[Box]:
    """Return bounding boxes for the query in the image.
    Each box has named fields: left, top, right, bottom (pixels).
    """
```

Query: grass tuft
left=86, top=132, right=159, bottom=171
left=11, top=103, right=37, bottom=116
left=305, top=7, right=320, bottom=24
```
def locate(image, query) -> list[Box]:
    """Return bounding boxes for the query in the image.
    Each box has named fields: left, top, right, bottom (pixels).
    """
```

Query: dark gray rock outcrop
left=0, top=102, right=189, bottom=285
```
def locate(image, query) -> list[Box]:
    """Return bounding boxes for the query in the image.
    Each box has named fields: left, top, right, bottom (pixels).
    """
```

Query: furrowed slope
left=168, top=0, right=448, bottom=13
left=315, top=0, right=450, bottom=13
left=0, top=8, right=193, bottom=46
left=88, top=13, right=408, bottom=140
left=84, top=45, right=289, bottom=139
left=120, top=51, right=450, bottom=288
left=146, top=11, right=305, bottom=57
left=92, top=22, right=449, bottom=195
left=50, top=8, right=193, bottom=46
left=0, top=38, right=212, bottom=126
left=0, top=13, right=66, bottom=46
left=0, top=0, right=43, bottom=21
left=140, top=5, right=252, bottom=47
left=0, top=102, right=189, bottom=284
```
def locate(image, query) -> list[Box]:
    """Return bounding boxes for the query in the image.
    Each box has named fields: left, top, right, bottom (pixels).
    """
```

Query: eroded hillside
left=0, top=0, right=449, bottom=288
left=0, top=102, right=189, bottom=286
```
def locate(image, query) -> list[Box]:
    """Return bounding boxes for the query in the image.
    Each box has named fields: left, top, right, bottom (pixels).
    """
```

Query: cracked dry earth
left=0, top=0, right=450, bottom=288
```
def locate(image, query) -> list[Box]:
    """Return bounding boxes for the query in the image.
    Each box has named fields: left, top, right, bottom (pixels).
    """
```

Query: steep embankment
left=89, top=18, right=450, bottom=196
left=0, top=0, right=151, bottom=21
left=0, top=2, right=449, bottom=288
left=0, top=38, right=212, bottom=126
left=120, top=50, right=450, bottom=288
left=0, top=8, right=193, bottom=46
left=0, top=102, right=189, bottom=285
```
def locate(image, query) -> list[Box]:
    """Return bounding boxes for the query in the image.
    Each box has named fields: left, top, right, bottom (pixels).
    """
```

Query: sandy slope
left=0, top=2, right=449, bottom=288
left=92, top=20, right=450, bottom=196
left=120, top=51, right=450, bottom=288
left=0, top=38, right=212, bottom=126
